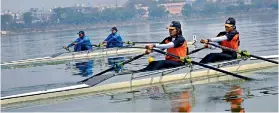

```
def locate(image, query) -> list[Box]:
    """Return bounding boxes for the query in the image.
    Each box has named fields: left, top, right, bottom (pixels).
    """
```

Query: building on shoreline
left=160, top=2, right=185, bottom=17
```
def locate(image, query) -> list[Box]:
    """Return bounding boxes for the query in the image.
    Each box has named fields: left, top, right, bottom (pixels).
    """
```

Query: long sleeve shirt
left=67, top=36, right=92, bottom=50
left=104, top=33, right=123, bottom=48
left=207, top=30, right=239, bottom=49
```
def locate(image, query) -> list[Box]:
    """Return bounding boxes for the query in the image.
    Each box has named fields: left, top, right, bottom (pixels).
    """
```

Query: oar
left=50, top=48, right=72, bottom=58
left=206, top=42, right=278, bottom=64
left=128, top=46, right=204, bottom=56
left=150, top=48, right=254, bottom=81
left=188, top=47, right=205, bottom=55
left=78, top=53, right=146, bottom=84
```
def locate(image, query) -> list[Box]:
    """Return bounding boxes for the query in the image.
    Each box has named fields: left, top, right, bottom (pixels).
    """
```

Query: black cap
left=168, top=21, right=181, bottom=29
left=225, top=17, right=236, bottom=26
left=77, top=31, right=85, bottom=35
left=111, top=27, right=118, bottom=32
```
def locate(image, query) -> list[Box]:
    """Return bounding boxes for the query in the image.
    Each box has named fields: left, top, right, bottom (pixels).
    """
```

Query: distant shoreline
left=1, top=9, right=277, bottom=36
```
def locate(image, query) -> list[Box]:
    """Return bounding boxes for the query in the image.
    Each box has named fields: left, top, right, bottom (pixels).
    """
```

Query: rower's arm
left=67, top=38, right=80, bottom=48
left=154, top=38, right=185, bottom=49
left=154, top=42, right=174, bottom=49
left=208, top=44, right=217, bottom=49
left=208, top=35, right=228, bottom=42
left=77, top=37, right=90, bottom=45
left=104, top=34, right=111, bottom=42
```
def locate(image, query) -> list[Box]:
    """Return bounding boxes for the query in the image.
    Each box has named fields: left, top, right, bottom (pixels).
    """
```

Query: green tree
left=1, top=14, right=13, bottom=30
left=23, top=12, right=33, bottom=25
left=148, top=4, right=168, bottom=18
left=199, top=3, right=220, bottom=15
left=137, top=8, right=147, bottom=17
left=182, top=4, right=193, bottom=17
left=193, top=0, right=206, bottom=7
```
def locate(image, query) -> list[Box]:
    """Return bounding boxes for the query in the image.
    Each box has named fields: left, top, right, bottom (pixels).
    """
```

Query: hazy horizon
left=1, top=0, right=128, bottom=12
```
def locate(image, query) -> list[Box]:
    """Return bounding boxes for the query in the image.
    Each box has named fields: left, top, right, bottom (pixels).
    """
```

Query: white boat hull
left=1, top=58, right=277, bottom=105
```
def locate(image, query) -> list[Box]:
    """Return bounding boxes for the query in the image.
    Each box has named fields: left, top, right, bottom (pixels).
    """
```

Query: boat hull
left=1, top=59, right=277, bottom=105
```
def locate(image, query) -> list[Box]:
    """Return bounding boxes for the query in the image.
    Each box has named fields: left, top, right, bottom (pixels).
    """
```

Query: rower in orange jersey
left=200, top=17, right=240, bottom=64
left=142, top=21, right=188, bottom=71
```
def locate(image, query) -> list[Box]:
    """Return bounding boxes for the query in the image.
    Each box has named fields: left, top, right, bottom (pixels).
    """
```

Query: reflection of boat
left=1, top=56, right=277, bottom=105
left=70, top=60, right=94, bottom=77
left=225, top=86, right=245, bottom=113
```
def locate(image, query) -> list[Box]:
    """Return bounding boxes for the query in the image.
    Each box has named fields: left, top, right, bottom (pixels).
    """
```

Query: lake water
left=1, top=12, right=278, bottom=112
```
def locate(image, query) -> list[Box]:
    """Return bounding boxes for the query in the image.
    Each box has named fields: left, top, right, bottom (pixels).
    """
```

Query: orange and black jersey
left=160, top=35, right=186, bottom=48
left=217, top=30, right=239, bottom=41
left=217, top=30, right=240, bottom=55
left=160, top=35, right=188, bottom=61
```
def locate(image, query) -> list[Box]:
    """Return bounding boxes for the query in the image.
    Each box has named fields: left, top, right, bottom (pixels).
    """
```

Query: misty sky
left=1, top=0, right=128, bottom=12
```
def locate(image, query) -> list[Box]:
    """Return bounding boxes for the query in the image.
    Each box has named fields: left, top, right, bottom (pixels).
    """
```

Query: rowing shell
left=0, top=42, right=196, bottom=67
left=1, top=56, right=277, bottom=105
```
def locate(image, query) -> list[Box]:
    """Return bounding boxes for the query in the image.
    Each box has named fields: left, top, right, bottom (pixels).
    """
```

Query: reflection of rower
left=73, top=60, right=94, bottom=77
left=224, top=86, right=245, bottom=113
left=171, top=91, right=192, bottom=112
left=108, top=56, right=125, bottom=73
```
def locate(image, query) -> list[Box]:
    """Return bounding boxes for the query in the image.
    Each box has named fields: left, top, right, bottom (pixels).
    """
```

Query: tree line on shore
left=1, top=0, right=278, bottom=31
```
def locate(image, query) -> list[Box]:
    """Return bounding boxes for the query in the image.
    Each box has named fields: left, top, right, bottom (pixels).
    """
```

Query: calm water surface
left=1, top=12, right=278, bottom=112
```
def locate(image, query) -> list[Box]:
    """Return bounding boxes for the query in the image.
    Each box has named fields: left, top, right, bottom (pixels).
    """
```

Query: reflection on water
left=1, top=12, right=278, bottom=112
left=108, top=56, right=125, bottom=73
left=171, top=91, right=192, bottom=113
left=224, top=86, right=245, bottom=113
left=66, top=60, right=94, bottom=77
left=66, top=56, right=126, bottom=77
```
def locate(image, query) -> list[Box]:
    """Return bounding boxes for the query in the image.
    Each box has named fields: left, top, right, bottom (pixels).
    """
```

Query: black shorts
left=199, top=52, right=237, bottom=64
left=140, top=60, right=184, bottom=71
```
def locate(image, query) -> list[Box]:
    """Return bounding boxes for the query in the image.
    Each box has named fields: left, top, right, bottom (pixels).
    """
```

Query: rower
left=102, top=27, right=124, bottom=48
left=141, top=21, right=188, bottom=71
left=200, top=17, right=239, bottom=64
left=63, top=31, right=92, bottom=52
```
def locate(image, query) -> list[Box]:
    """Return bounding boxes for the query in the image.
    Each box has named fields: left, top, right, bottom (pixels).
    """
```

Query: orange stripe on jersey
left=220, top=34, right=239, bottom=50
left=165, top=39, right=187, bottom=61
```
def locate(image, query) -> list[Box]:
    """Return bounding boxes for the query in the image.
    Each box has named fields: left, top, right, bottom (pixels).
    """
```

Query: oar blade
left=84, top=70, right=116, bottom=86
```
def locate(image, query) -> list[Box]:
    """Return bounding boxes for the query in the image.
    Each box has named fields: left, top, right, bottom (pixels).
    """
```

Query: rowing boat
left=1, top=55, right=277, bottom=105
left=0, top=41, right=196, bottom=67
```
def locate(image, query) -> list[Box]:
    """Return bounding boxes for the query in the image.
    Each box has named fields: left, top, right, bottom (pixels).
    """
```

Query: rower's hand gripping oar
left=206, top=42, right=278, bottom=64
left=150, top=48, right=255, bottom=81
left=78, top=53, right=146, bottom=84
